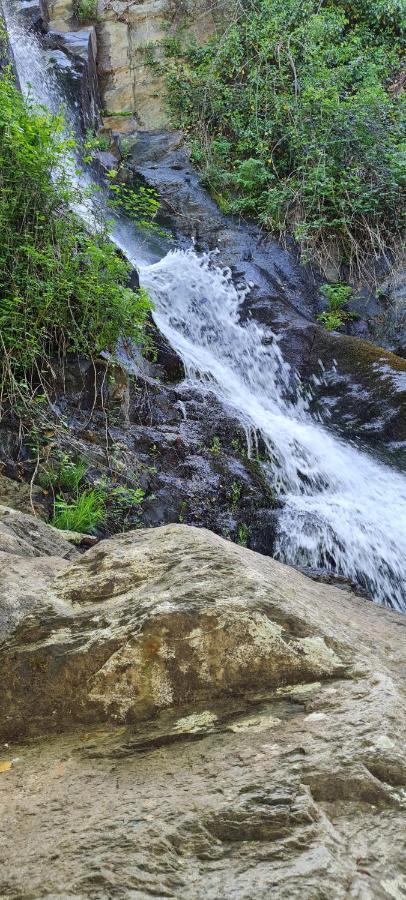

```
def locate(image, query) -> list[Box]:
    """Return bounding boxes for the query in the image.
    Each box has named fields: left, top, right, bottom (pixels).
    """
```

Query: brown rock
left=96, top=0, right=230, bottom=126
left=1, top=523, right=404, bottom=744
left=0, top=523, right=405, bottom=898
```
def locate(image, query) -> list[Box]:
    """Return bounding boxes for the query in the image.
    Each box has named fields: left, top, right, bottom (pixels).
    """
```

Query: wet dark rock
left=43, top=27, right=100, bottom=130
left=124, top=130, right=321, bottom=326
left=124, top=129, right=406, bottom=423
left=0, top=349, right=278, bottom=550
left=16, top=0, right=42, bottom=26
left=152, top=329, right=185, bottom=382
left=297, top=566, right=371, bottom=600
left=304, top=330, right=406, bottom=463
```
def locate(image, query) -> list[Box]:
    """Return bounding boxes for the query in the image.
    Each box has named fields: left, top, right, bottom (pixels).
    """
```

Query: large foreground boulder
left=0, top=523, right=404, bottom=740
left=0, top=521, right=405, bottom=898
left=0, top=524, right=350, bottom=740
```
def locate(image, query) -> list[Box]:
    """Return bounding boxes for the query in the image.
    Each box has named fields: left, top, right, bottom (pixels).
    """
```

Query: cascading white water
left=139, top=251, right=406, bottom=610
left=3, top=0, right=406, bottom=609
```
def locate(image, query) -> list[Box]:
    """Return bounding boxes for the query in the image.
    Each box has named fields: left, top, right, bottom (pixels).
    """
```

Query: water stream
left=3, top=0, right=406, bottom=610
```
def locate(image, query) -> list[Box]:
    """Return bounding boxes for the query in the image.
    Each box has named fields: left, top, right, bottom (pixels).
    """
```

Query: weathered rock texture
left=0, top=504, right=78, bottom=560
left=0, top=472, right=48, bottom=518
left=0, top=504, right=77, bottom=641
left=0, top=519, right=405, bottom=898
left=41, top=0, right=229, bottom=126
left=97, top=0, right=229, bottom=126
left=0, top=523, right=349, bottom=740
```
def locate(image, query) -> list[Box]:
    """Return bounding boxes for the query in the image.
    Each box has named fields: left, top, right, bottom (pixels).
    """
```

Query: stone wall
left=42, top=0, right=230, bottom=129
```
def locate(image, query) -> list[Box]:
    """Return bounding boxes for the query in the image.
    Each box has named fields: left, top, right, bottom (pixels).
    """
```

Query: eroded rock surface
left=0, top=504, right=78, bottom=560
left=0, top=521, right=405, bottom=898
left=0, top=523, right=350, bottom=740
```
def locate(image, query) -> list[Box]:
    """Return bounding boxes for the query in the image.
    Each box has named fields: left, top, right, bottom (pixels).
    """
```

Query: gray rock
left=0, top=504, right=78, bottom=560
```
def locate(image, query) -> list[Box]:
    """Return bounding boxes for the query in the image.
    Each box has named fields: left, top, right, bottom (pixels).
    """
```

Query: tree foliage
left=0, top=66, right=151, bottom=408
left=165, top=0, right=405, bottom=277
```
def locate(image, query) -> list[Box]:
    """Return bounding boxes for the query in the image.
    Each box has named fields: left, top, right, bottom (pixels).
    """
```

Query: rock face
left=0, top=352, right=281, bottom=555
left=0, top=523, right=347, bottom=740
left=0, top=504, right=77, bottom=641
left=0, top=519, right=405, bottom=898
left=0, top=504, right=78, bottom=560
left=96, top=0, right=229, bottom=126
left=40, top=0, right=229, bottom=126
left=0, top=472, right=48, bottom=518
left=44, top=26, right=101, bottom=130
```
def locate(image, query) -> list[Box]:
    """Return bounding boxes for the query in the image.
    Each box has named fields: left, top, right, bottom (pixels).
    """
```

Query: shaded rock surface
left=0, top=471, right=48, bottom=519
left=0, top=520, right=405, bottom=898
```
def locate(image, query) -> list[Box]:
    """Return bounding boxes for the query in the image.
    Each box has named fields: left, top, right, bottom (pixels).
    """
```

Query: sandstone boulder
left=0, top=523, right=405, bottom=898
left=1, top=523, right=405, bottom=746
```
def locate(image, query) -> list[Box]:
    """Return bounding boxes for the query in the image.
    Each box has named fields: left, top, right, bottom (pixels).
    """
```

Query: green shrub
left=52, top=488, right=106, bottom=533
left=317, top=282, right=355, bottom=330
left=0, top=67, right=152, bottom=410
left=107, top=176, right=162, bottom=233
left=106, top=484, right=145, bottom=530
left=164, top=0, right=405, bottom=277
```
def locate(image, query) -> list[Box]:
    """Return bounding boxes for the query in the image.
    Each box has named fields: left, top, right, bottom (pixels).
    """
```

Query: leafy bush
left=0, top=67, right=152, bottom=410
left=164, top=0, right=405, bottom=277
left=106, top=484, right=145, bottom=530
left=107, top=175, right=162, bottom=233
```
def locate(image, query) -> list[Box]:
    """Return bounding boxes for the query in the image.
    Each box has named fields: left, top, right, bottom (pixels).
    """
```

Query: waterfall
left=3, top=0, right=406, bottom=610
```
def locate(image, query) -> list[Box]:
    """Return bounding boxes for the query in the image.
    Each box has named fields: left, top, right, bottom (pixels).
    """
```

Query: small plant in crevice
left=209, top=436, right=221, bottom=456
left=38, top=454, right=87, bottom=495
left=229, top=480, right=242, bottom=509
left=231, top=436, right=247, bottom=458
left=236, top=523, right=249, bottom=547
left=73, top=0, right=98, bottom=25
left=39, top=453, right=103, bottom=534
left=178, top=500, right=189, bottom=523
left=82, top=128, right=110, bottom=163
left=317, top=283, right=356, bottom=332
left=106, top=484, right=146, bottom=531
